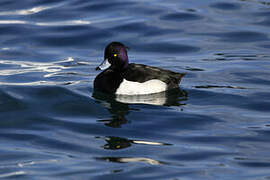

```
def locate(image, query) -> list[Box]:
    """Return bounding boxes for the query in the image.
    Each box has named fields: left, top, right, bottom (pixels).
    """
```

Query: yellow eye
left=113, top=54, right=117, bottom=57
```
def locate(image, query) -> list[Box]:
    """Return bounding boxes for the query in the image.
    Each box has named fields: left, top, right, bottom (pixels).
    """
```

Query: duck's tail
left=167, top=72, right=185, bottom=89
left=174, top=73, right=186, bottom=84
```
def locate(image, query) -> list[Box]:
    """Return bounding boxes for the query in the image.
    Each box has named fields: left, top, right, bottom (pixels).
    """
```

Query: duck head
left=96, top=42, right=129, bottom=71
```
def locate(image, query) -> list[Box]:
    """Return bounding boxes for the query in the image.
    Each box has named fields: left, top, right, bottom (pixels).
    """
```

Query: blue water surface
left=0, top=0, right=270, bottom=179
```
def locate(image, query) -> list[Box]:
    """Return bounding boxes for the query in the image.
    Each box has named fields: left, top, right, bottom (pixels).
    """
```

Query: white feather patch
left=115, top=79, right=167, bottom=95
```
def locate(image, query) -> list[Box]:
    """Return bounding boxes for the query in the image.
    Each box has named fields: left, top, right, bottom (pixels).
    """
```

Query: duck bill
left=96, top=59, right=111, bottom=70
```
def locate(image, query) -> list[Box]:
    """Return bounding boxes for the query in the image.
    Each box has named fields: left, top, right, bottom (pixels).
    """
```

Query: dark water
left=1, top=0, right=270, bottom=179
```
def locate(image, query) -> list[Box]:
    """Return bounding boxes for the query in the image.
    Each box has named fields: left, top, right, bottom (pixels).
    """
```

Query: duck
left=94, top=42, right=185, bottom=95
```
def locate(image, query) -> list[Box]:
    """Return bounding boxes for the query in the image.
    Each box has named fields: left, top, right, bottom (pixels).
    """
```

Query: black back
left=123, top=63, right=185, bottom=89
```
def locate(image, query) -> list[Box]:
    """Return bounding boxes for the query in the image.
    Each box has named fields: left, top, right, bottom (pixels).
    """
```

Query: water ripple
left=160, top=12, right=202, bottom=21
left=0, top=5, right=58, bottom=16
left=0, top=171, right=26, bottom=178
left=210, top=2, right=241, bottom=10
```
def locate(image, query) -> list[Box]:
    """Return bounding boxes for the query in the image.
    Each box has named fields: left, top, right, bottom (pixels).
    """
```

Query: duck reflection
left=96, top=136, right=172, bottom=150
left=92, top=88, right=187, bottom=128
left=115, top=88, right=187, bottom=106
left=93, top=91, right=130, bottom=128
left=98, top=136, right=132, bottom=150
left=97, top=156, right=165, bottom=165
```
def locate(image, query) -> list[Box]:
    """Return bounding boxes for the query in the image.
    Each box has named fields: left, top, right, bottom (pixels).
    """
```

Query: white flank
left=115, top=79, right=167, bottom=95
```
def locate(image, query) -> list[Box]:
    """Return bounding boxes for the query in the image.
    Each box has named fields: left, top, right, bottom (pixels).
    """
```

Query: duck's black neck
left=111, top=64, right=129, bottom=73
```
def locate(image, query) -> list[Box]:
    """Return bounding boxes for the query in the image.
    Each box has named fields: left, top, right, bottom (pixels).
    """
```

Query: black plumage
left=94, top=42, right=185, bottom=94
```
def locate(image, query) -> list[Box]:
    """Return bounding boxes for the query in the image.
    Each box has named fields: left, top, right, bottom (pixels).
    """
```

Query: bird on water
left=94, top=42, right=185, bottom=95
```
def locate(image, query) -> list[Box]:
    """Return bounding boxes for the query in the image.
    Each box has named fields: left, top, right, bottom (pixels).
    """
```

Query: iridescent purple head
left=96, top=42, right=129, bottom=71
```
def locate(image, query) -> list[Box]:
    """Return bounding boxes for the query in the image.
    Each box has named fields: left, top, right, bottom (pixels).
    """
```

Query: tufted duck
left=94, top=42, right=185, bottom=95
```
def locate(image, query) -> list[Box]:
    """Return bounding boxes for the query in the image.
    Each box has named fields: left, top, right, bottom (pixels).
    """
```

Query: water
left=0, top=0, right=270, bottom=179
